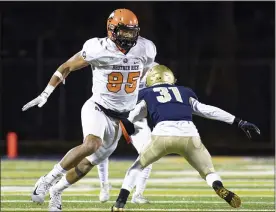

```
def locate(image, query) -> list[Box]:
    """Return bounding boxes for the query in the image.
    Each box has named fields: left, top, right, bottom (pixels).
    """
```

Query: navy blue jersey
left=138, top=84, right=198, bottom=127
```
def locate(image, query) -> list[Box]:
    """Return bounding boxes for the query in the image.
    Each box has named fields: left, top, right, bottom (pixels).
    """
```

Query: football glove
left=234, top=117, right=260, bottom=139
left=22, top=92, right=49, bottom=111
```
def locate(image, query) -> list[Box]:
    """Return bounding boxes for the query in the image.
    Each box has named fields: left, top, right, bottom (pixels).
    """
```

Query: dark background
left=0, top=1, right=274, bottom=157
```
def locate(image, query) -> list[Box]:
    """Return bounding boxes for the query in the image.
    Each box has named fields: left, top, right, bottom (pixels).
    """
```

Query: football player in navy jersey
left=111, top=65, right=260, bottom=211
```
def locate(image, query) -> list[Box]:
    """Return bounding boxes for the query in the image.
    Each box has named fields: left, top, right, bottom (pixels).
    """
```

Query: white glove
left=22, top=85, right=55, bottom=111
left=22, top=92, right=49, bottom=111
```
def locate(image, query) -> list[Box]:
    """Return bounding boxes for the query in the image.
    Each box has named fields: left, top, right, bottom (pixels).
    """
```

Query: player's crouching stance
left=22, top=8, right=156, bottom=212
left=97, top=120, right=152, bottom=204
left=111, top=65, right=260, bottom=211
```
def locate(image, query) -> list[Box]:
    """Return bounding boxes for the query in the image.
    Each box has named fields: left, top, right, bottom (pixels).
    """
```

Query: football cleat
left=111, top=206, right=124, bottom=212
left=99, top=182, right=111, bottom=203
left=31, top=176, right=52, bottom=204
left=215, top=187, right=241, bottom=208
left=131, top=193, right=150, bottom=204
left=111, top=202, right=125, bottom=212
left=212, top=180, right=241, bottom=208
left=49, top=187, right=62, bottom=212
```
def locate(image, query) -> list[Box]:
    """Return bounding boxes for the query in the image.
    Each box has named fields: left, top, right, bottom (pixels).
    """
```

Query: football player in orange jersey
left=23, top=9, right=157, bottom=211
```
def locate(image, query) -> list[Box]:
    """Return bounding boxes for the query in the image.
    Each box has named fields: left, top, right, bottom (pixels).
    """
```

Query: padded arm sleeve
left=128, top=100, right=148, bottom=123
left=189, top=97, right=235, bottom=124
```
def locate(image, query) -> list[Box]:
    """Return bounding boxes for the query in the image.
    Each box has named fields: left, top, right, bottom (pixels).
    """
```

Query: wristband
left=54, top=71, right=65, bottom=84
left=42, top=84, right=55, bottom=97
left=233, top=117, right=241, bottom=125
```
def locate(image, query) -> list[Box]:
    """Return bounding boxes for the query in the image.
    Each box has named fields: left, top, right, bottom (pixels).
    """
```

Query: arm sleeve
left=80, top=38, right=102, bottom=64
left=189, top=97, right=235, bottom=124
left=128, top=100, right=148, bottom=123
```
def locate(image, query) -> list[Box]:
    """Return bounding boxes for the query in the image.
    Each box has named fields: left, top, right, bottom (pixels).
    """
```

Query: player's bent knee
left=82, top=134, right=102, bottom=155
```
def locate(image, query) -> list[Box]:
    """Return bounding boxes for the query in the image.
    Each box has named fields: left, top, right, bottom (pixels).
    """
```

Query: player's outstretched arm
left=22, top=52, right=89, bottom=111
left=189, top=97, right=260, bottom=139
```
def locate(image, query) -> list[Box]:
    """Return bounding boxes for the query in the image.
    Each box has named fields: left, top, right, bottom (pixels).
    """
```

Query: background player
left=112, top=65, right=260, bottom=211
left=22, top=8, right=156, bottom=212
left=97, top=62, right=159, bottom=204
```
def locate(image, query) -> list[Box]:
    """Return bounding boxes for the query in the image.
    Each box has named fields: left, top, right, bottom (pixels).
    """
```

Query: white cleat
left=131, top=193, right=150, bottom=204
left=49, top=187, right=62, bottom=212
left=99, top=182, right=111, bottom=203
left=32, top=176, right=52, bottom=204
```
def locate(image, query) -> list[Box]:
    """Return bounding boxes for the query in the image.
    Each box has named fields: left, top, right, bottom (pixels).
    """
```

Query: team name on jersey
left=112, top=65, right=140, bottom=71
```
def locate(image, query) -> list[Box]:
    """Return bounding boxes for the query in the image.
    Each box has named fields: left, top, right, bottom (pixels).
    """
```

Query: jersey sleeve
left=186, top=87, right=198, bottom=100
left=80, top=38, right=103, bottom=64
left=138, top=88, right=147, bottom=102
left=144, top=40, right=157, bottom=69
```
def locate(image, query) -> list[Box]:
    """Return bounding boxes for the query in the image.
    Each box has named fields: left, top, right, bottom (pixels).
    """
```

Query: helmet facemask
left=109, top=23, right=140, bottom=52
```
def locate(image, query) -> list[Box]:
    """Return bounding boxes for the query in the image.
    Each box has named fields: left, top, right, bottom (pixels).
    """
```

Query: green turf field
left=1, top=156, right=275, bottom=211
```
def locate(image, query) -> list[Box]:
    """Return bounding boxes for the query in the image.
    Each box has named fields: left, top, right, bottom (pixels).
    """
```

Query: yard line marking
left=2, top=184, right=273, bottom=188
left=2, top=170, right=274, bottom=176
left=1, top=186, right=273, bottom=192
left=1, top=194, right=274, bottom=197
left=1, top=178, right=273, bottom=183
left=245, top=165, right=274, bottom=170
left=1, top=208, right=275, bottom=211
left=153, top=170, right=274, bottom=176
left=1, top=200, right=275, bottom=204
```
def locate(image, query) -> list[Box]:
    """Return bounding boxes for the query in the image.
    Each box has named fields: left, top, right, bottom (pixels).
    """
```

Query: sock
left=205, top=172, right=223, bottom=188
left=115, top=188, right=130, bottom=205
left=97, top=158, right=109, bottom=185
left=44, top=163, right=67, bottom=184
left=51, top=175, right=71, bottom=193
left=122, top=160, right=143, bottom=192
left=134, top=164, right=152, bottom=195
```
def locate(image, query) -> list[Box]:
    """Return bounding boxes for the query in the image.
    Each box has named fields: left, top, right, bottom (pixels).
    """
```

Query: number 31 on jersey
left=153, top=87, right=183, bottom=103
left=107, top=72, right=140, bottom=94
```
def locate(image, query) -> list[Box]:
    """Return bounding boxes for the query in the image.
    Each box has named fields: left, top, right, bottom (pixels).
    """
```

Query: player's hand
left=133, top=123, right=143, bottom=135
left=234, top=117, right=261, bottom=139
left=22, top=92, right=49, bottom=111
